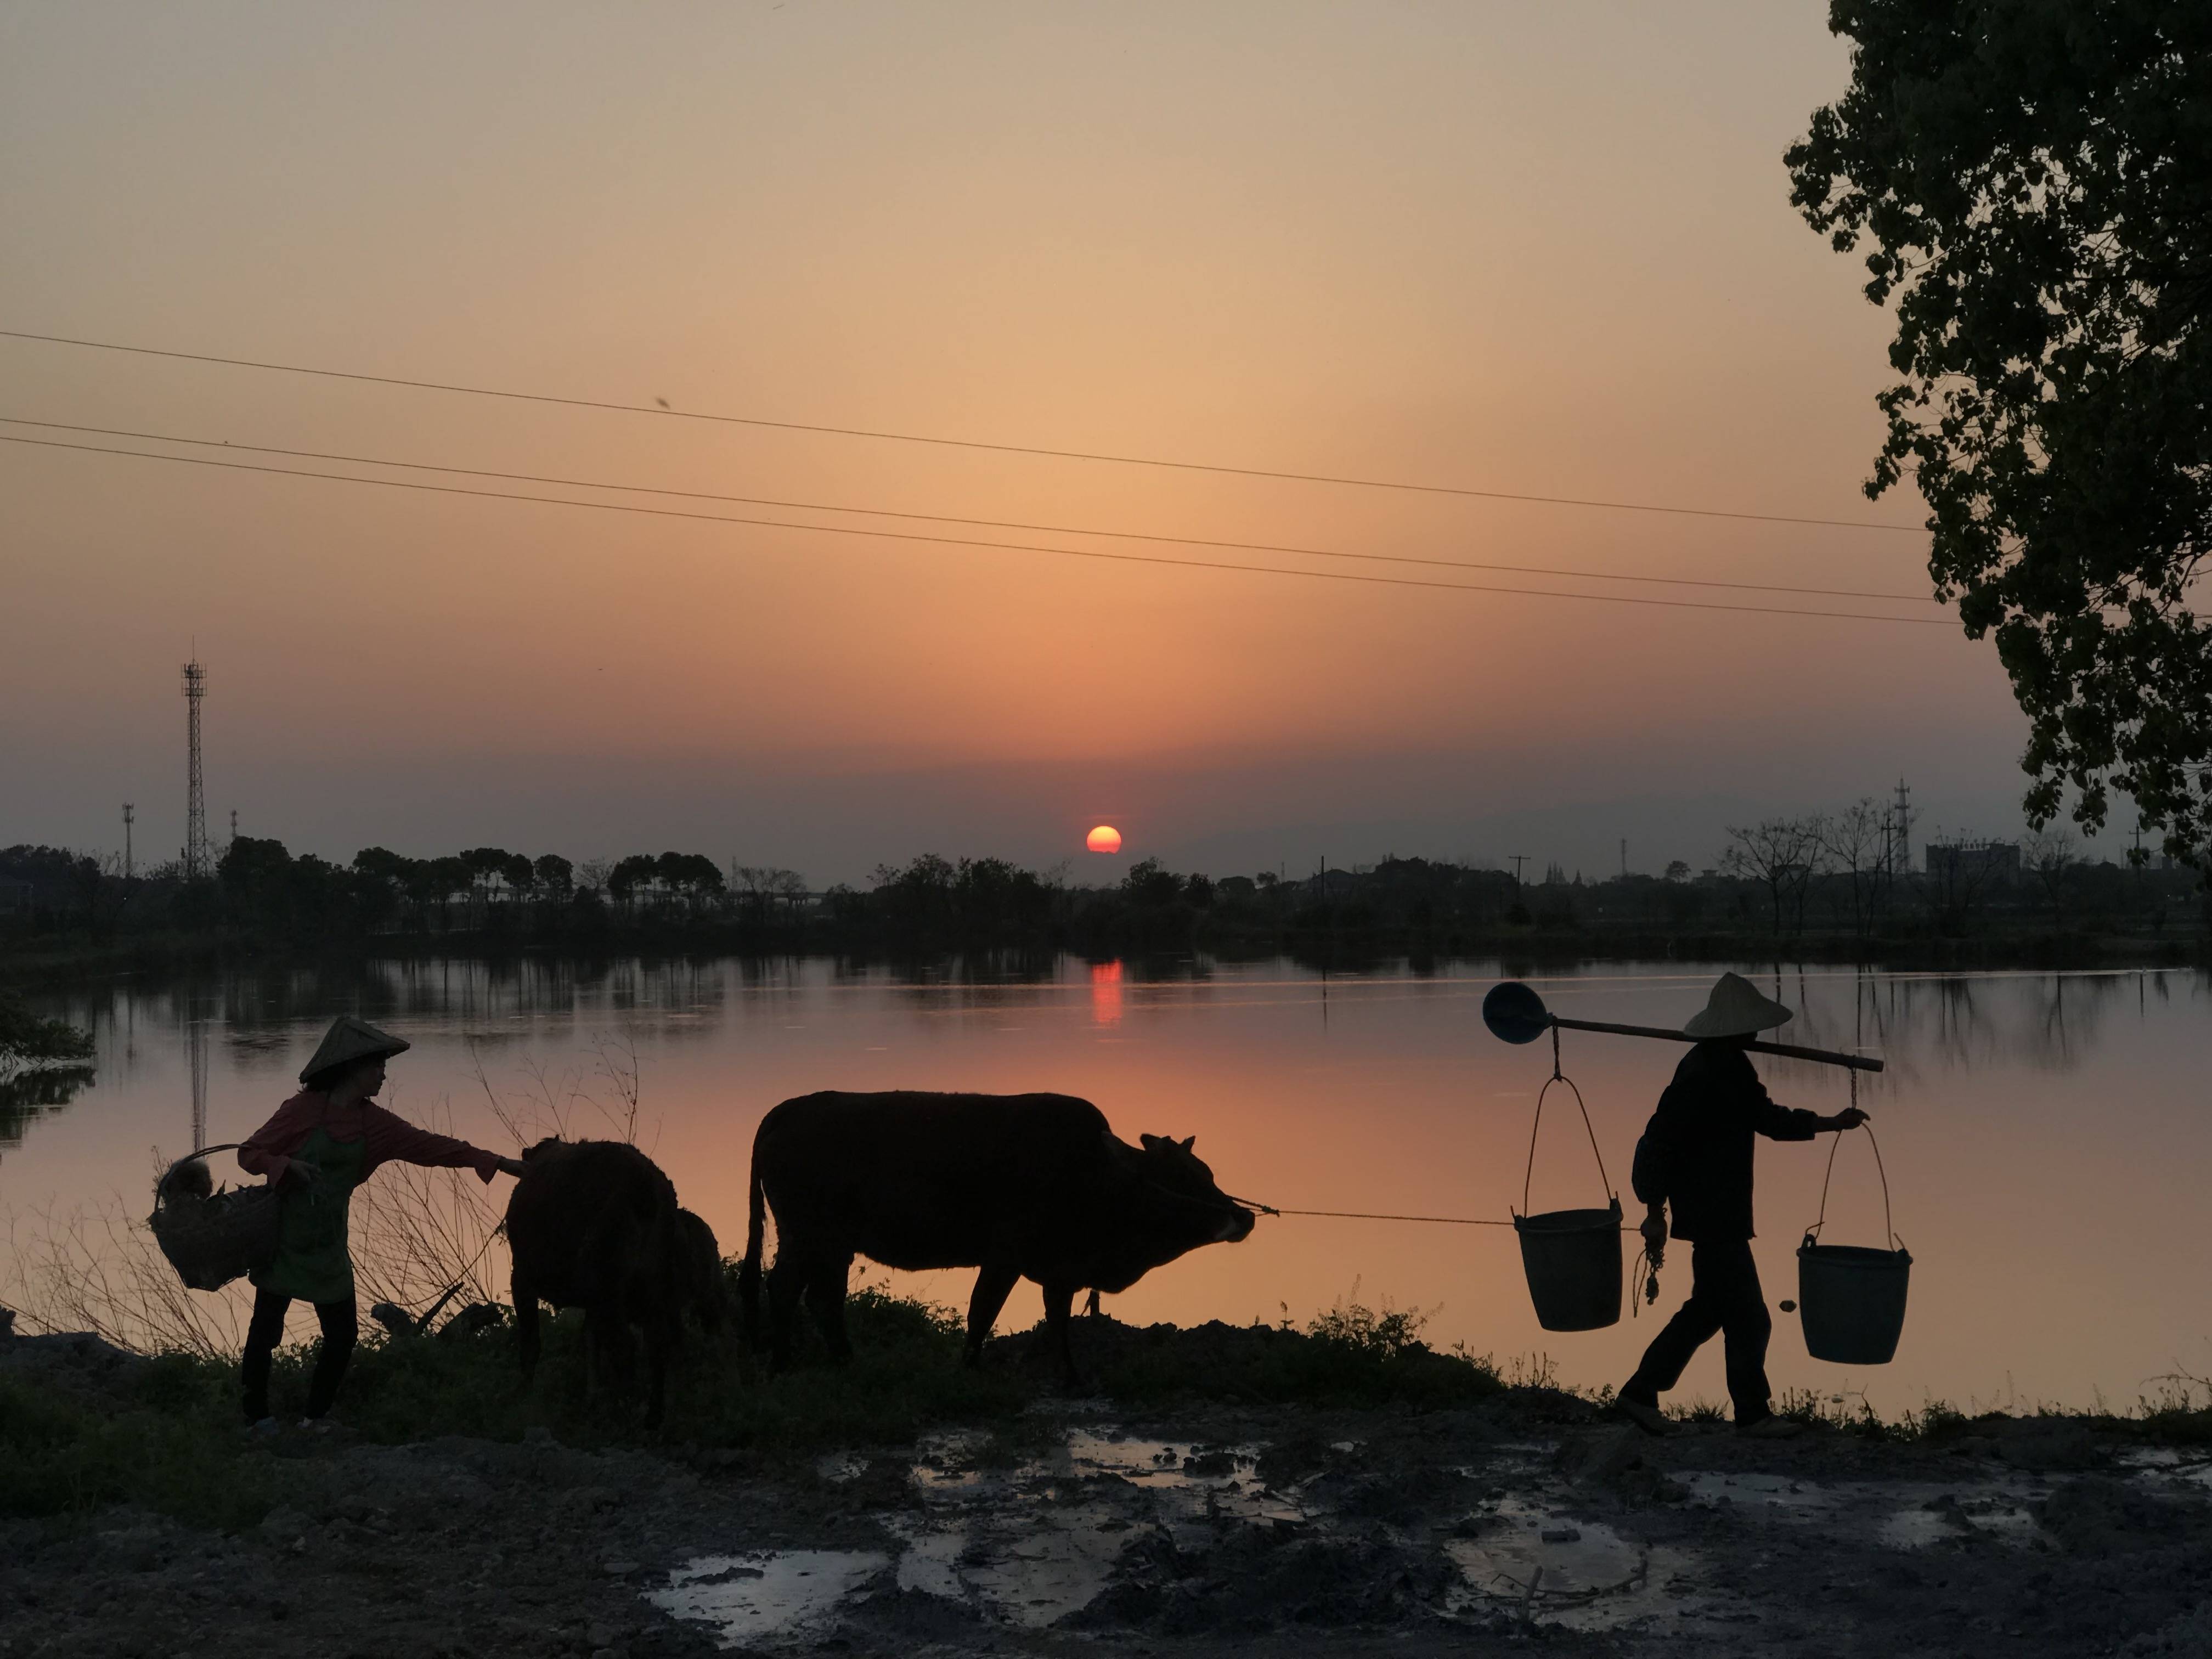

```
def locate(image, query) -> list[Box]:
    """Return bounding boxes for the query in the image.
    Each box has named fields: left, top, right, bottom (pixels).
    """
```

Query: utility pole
left=122, top=804, right=134, bottom=880
left=1509, top=854, right=1529, bottom=887
left=229, top=808, right=238, bottom=847
left=182, top=658, right=210, bottom=879
left=1620, top=838, right=1628, bottom=881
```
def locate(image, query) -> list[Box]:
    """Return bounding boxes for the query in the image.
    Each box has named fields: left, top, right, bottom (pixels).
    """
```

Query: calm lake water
left=5, top=956, right=2207, bottom=1415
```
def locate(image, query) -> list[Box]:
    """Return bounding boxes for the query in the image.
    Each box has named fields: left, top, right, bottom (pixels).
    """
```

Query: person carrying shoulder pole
left=235, top=1016, right=525, bottom=1431
left=1615, top=973, right=1866, bottom=1440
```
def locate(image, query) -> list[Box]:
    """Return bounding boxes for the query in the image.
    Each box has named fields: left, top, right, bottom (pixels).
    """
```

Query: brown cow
left=737, top=1091, right=1254, bottom=1386
left=505, top=1138, right=683, bottom=1426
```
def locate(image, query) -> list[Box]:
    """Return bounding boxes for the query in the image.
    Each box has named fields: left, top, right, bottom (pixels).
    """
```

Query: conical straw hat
left=1680, top=972, right=1792, bottom=1039
left=298, top=1015, right=410, bottom=1084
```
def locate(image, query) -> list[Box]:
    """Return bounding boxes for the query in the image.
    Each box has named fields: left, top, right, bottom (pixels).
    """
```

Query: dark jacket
left=1643, top=1041, right=1819, bottom=1242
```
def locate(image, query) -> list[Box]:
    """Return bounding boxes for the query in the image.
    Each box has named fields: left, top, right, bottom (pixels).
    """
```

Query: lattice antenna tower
left=182, top=658, right=210, bottom=879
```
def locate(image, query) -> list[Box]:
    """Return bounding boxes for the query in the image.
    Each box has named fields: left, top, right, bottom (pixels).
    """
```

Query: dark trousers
left=1622, top=1238, right=1773, bottom=1423
left=241, top=1289, right=357, bottom=1423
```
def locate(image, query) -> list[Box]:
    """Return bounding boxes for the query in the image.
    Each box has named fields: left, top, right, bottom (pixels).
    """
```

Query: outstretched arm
left=360, top=1105, right=515, bottom=1183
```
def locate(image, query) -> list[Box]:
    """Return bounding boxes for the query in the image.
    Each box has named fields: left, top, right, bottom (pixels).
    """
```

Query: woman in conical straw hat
left=235, top=1016, right=524, bottom=1430
left=1614, top=974, right=1866, bottom=1441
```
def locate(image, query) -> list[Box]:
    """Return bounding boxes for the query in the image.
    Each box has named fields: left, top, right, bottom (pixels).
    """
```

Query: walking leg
left=1713, top=1242, right=1775, bottom=1424
left=305, top=1297, right=358, bottom=1419
left=1622, top=1243, right=1728, bottom=1406
left=241, top=1289, right=291, bottom=1423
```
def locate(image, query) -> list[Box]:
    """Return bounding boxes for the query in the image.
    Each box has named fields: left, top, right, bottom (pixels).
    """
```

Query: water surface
left=5, top=956, right=2206, bottom=1414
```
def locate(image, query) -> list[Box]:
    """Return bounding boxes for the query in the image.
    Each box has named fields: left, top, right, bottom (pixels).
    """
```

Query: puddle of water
left=1445, top=1499, right=1702, bottom=1633
left=885, top=1507, right=1124, bottom=1628
left=1681, top=1471, right=1837, bottom=1515
left=2120, top=1447, right=2212, bottom=1491
left=647, top=1550, right=889, bottom=1643
left=1877, top=1493, right=2040, bottom=1550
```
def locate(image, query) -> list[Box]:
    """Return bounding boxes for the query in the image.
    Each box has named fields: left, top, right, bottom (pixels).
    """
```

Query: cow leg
left=805, top=1254, right=854, bottom=1364
left=964, top=1261, right=1020, bottom=1366
left=603, top=1309, right=639, bottom=1400
left=1042, top=1282, right=1087, bottom=1392
left=642, top=1313, right=673, bottom=1429
left=512, top=1272, right=541, bottom=1392
left=765, top=1250, right=805, bottom=1372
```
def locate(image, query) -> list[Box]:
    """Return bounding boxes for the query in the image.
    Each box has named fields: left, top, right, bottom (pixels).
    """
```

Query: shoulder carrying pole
left=1544, top=1015, right=1884, bottom=1073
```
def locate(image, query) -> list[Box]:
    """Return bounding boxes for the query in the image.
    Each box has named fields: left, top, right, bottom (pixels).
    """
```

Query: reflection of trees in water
left=1724, top=966, right=2198, bottom=1106
left=0, top=1065, right=96, bottom=1152
left=1802, top=969, right=2177, bottom=1095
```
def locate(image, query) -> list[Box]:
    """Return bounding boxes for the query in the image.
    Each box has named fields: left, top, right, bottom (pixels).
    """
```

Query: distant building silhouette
left=1925, top=838, right=2019, bottom=883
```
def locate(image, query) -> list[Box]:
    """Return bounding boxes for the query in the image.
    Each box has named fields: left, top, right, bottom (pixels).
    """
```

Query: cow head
left=1131, top=1132, right=1256, bottom=1244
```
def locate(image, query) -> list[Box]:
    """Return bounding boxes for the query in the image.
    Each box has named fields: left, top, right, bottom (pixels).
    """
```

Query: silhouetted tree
left=1721, top=817, right=1823, bottom=936
left=1789, top=4, right=2212, bottom=862
left=1820, top=797, right=1889, bottom=937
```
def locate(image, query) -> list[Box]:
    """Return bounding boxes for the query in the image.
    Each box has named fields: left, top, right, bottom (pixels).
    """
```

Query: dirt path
left=7, top=1373, right=2211, bottom=1659
left=8, top=1317, right=2211, bottom=1657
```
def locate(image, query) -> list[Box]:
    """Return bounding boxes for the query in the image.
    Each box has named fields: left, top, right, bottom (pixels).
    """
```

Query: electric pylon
left=182, top=659, right=210, bottom=879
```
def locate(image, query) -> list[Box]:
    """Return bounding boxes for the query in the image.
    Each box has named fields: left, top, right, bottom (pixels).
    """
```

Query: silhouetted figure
left=1616, top=974, right=1865, bottom=1439
left=236, top=1017, right=522, bottom=1429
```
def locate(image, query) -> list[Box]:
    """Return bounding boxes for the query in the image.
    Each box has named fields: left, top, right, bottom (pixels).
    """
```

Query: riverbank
left=3, top=923, right=2204, bottom=995
left=6, top=1305, right=2210, bottom=1656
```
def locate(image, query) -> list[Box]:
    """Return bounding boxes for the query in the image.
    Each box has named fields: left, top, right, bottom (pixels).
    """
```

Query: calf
left=505, top=1138, right=683, bottom=1426
left=674, top=1206, right=730, bottom=1338
left=737, top=1091, right=1254, bottom=1386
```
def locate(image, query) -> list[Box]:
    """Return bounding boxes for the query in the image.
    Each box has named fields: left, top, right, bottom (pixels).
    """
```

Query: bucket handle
left=1518, top=1025, right=1616, bottom=1217
left=1804, top=1071, right=1900, bottom=1252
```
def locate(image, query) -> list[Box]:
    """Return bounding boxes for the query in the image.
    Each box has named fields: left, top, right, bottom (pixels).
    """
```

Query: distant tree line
left=1, top=815, right=2203, bottom=973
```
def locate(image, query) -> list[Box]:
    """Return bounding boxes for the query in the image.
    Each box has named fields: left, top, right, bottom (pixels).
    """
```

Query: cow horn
left=1180, top=1136, right=1195, bottom=1152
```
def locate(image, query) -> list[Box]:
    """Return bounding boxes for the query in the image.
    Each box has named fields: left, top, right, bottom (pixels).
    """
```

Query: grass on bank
left=10, top=1278, right=2209, bottom=1531
left=0, top=1285, right=1508, bottom=1526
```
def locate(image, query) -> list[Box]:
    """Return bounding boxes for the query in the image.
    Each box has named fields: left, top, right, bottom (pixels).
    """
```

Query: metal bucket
left=1515, top=1201, right=1623, bottom=1331
left=1797, top=1240, right=1911, bottom=1364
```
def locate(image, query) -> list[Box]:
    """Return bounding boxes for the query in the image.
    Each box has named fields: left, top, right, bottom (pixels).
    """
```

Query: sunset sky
left=2, top=3, right=2079, bottom=882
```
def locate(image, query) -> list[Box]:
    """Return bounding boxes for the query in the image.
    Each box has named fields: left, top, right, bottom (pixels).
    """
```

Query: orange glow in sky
left=0, top=4, right=2067, bottom=878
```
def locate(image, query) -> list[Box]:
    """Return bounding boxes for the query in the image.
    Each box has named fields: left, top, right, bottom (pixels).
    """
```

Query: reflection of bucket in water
left=1796, top=1240, right=1911, bottom=1364
left=1514, top=1201, right=1622, bottom=1331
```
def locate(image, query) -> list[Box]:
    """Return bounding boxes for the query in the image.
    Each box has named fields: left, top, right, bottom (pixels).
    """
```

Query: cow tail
left=738, top=1143, right=765, bottom=1351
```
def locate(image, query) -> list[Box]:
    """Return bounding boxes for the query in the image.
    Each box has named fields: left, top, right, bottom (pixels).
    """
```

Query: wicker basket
left=148, top=1144, right=281, bottom=1292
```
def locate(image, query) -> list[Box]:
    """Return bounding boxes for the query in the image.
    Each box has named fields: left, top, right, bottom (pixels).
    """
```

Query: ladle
left=1482, top=980, right=1883, bottom=1073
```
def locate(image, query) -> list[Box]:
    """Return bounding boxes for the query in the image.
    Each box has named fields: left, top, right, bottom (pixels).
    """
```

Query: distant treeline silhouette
left=1, top=823, right=2203, bottom=972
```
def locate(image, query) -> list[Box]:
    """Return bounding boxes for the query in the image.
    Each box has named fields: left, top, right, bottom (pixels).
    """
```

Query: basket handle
left=1519, top=1025, right=1616, bottom=1217
left=1804, top=1071, right=1899, bottom=1251
left=161, top=1142, right=246, bottom=1176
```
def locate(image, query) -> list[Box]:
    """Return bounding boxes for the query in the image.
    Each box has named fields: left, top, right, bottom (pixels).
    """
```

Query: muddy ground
left=5, top=1319, right=2211, bottom=1659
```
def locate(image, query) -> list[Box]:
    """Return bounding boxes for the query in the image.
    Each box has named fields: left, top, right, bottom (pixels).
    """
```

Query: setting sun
left=1086, top=825, right=1122, bottom=854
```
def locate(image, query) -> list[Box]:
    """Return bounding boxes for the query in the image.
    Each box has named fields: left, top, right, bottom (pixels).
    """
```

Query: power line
left=0, top=415, right=1942, bottom=606
left=0, top=327, right=1928, bottom=534
left=1, top=431, right=1957, bottom=627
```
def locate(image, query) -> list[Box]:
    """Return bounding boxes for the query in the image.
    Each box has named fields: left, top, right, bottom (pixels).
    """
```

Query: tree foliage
left=1787, top=3, right=2212, bottom=860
